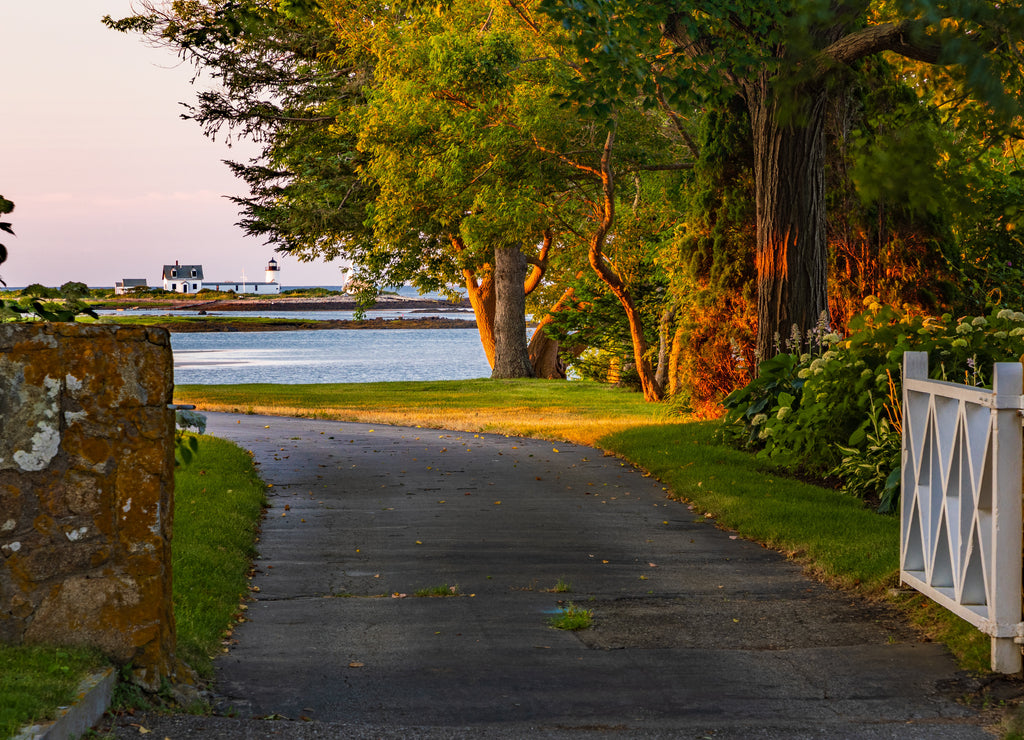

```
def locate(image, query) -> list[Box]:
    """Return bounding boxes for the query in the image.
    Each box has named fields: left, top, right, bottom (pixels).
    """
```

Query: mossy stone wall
left=0, top=323, right=178, bottom=689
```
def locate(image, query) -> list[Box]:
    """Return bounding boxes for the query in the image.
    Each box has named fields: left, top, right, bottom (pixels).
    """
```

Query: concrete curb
left=13, top=667, right=116, bottom=740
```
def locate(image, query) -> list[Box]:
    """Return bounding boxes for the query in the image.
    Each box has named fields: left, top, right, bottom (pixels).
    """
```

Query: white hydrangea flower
left=777, top=407, right=791, bottom=420
left=797, top=368, right=811, bottom=379
left=861, top=368, right=873, bottom=378
left=972, top=316, right=987, bottom=327
left=823, top=333, right=841, bottom=343
left=995, top=331, right=1008, bottom=339
left=752, top=414, right=768, bottom=426
left=1011, top=327, right=1024, bottom=337
left=1013, top=312, right=1024, bottom=322
left=952, top=338, right=969, bottom=347
left=955, top=323, right=973, bottom=335
left=997, top=308, right=1014, bottom=320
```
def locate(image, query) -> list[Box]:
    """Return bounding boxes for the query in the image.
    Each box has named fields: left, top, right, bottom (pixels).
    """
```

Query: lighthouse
left=265, top=257, right=280, bottom=284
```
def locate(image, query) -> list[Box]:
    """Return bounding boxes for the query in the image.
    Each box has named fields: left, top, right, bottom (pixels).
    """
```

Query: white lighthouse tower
left=265, top=257, right=280, bottom=284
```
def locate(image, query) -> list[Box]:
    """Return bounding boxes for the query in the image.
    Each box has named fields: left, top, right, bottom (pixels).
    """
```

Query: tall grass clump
left=722, top=300, right=1024, bottom=511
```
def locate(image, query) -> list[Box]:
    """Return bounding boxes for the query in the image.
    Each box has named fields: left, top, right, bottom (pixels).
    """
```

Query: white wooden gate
left=901, top=351, right=1024, bottom=673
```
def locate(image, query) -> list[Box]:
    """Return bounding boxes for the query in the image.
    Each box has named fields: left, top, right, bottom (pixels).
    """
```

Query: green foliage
left=544, top=238, right=667, bottom=387
left=0, top=195, right=13, bottom=287
left=1, top=282, right=97, bottom=322
left=663, top=100, right=757, bottom=413
left=831, top=398, right=902, bottom=514
left=174, top=410, right=207, bottom=466
left=723, top=300, right=1024, bottom=508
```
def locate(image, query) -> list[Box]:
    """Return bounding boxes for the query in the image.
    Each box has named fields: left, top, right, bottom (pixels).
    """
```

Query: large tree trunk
left=491, top=244, right=534, bottom=378
left=745, top=82, right=830, bottom=362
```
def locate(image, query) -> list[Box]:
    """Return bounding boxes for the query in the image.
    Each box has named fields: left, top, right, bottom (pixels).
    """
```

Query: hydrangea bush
left=722, top=299, right=1024, bottom=512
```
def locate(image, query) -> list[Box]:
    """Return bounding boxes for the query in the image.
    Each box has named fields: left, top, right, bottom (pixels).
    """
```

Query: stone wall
left=0, top=323, right=178, bottom=689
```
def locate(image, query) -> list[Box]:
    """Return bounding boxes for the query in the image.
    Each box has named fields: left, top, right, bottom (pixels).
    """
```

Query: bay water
left=171, top=328, right=491, bottom=385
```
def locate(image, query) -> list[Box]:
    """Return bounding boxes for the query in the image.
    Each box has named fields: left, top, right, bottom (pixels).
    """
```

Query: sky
left=2, top=1, right=348, bottom=289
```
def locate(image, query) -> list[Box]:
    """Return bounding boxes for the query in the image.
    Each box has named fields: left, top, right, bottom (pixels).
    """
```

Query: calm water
left=171, top=328, right=491, bottom=385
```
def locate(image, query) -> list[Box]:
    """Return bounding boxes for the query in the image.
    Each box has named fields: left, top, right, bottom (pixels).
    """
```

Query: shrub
left=722, top=300, right=1024, bottom=510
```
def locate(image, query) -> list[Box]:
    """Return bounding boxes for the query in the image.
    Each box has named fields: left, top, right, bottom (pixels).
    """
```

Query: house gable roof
left=162, top=264, right=204, bottom=280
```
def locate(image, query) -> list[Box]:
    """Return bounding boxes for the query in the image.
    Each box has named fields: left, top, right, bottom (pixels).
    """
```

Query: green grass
left=0, top=645, right=107, bottom=739
left=175, top=379, right=672, bottom=447
left=172, top=435, right=267, bottom=676
left=414, top=584, right=461, bottom=597
left=548, top=603, right=594, bottom=631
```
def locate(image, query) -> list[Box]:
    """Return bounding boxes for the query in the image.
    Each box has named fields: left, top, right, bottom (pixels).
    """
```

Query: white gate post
left=990, top=362, right=1023, bottom=673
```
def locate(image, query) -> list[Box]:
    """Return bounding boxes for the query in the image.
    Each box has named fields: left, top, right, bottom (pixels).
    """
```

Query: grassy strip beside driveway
left=172, top=436, right=267, bottom=677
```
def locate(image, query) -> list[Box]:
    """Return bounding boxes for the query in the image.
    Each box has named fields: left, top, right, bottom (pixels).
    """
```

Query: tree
left=543, top=0, right=1024, bottom=361
left=109, top=0, right=545, bottom=377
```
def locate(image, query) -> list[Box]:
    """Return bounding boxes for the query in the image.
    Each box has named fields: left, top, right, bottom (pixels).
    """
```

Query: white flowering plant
left=723, top=300, right=1024, bottom=512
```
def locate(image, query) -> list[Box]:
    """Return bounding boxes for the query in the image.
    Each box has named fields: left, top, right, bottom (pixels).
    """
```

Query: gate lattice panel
left=900, top=351, right=1023, bottom=672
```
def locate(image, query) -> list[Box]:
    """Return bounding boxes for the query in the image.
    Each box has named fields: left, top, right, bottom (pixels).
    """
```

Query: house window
left=191, top=270, right=197, bottom=278
left=171, top=269, right=177, bottom=278
left=171, top=283, right=177, bottom=291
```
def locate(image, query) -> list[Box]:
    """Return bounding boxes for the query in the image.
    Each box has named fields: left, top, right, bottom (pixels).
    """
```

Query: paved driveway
left=106, top=412, right=993, bottom=738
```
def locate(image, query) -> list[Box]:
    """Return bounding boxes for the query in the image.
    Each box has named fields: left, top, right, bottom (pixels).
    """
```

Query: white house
left=114, top=278, right=148, bottom=295
left=162, top=262, right=204, bottom=293
left=161, top=259, right=282, bottom=294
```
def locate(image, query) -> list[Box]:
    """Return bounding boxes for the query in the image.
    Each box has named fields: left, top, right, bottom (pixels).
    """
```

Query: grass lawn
left=0, top=646, right=107, bottom=739
left=175, top=378, right=673, bottom=446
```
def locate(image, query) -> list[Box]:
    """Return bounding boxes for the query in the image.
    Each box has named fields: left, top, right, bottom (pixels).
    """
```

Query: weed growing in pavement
left=544, top=578, right=572, bottom=593
left=548, top=603, right=593, bottom=630
left=414, top=584, right=461, bottom=597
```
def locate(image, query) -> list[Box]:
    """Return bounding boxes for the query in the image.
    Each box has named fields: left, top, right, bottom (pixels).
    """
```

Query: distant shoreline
left=92, top=294, right=472, bottom=313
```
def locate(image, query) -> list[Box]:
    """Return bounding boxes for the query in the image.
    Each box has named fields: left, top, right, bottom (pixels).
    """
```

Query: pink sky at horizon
left=2, top=0, right=348, bottom=289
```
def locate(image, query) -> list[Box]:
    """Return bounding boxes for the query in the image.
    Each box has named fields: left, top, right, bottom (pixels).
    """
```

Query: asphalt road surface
left=102, top=412, right=995, bottom=739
